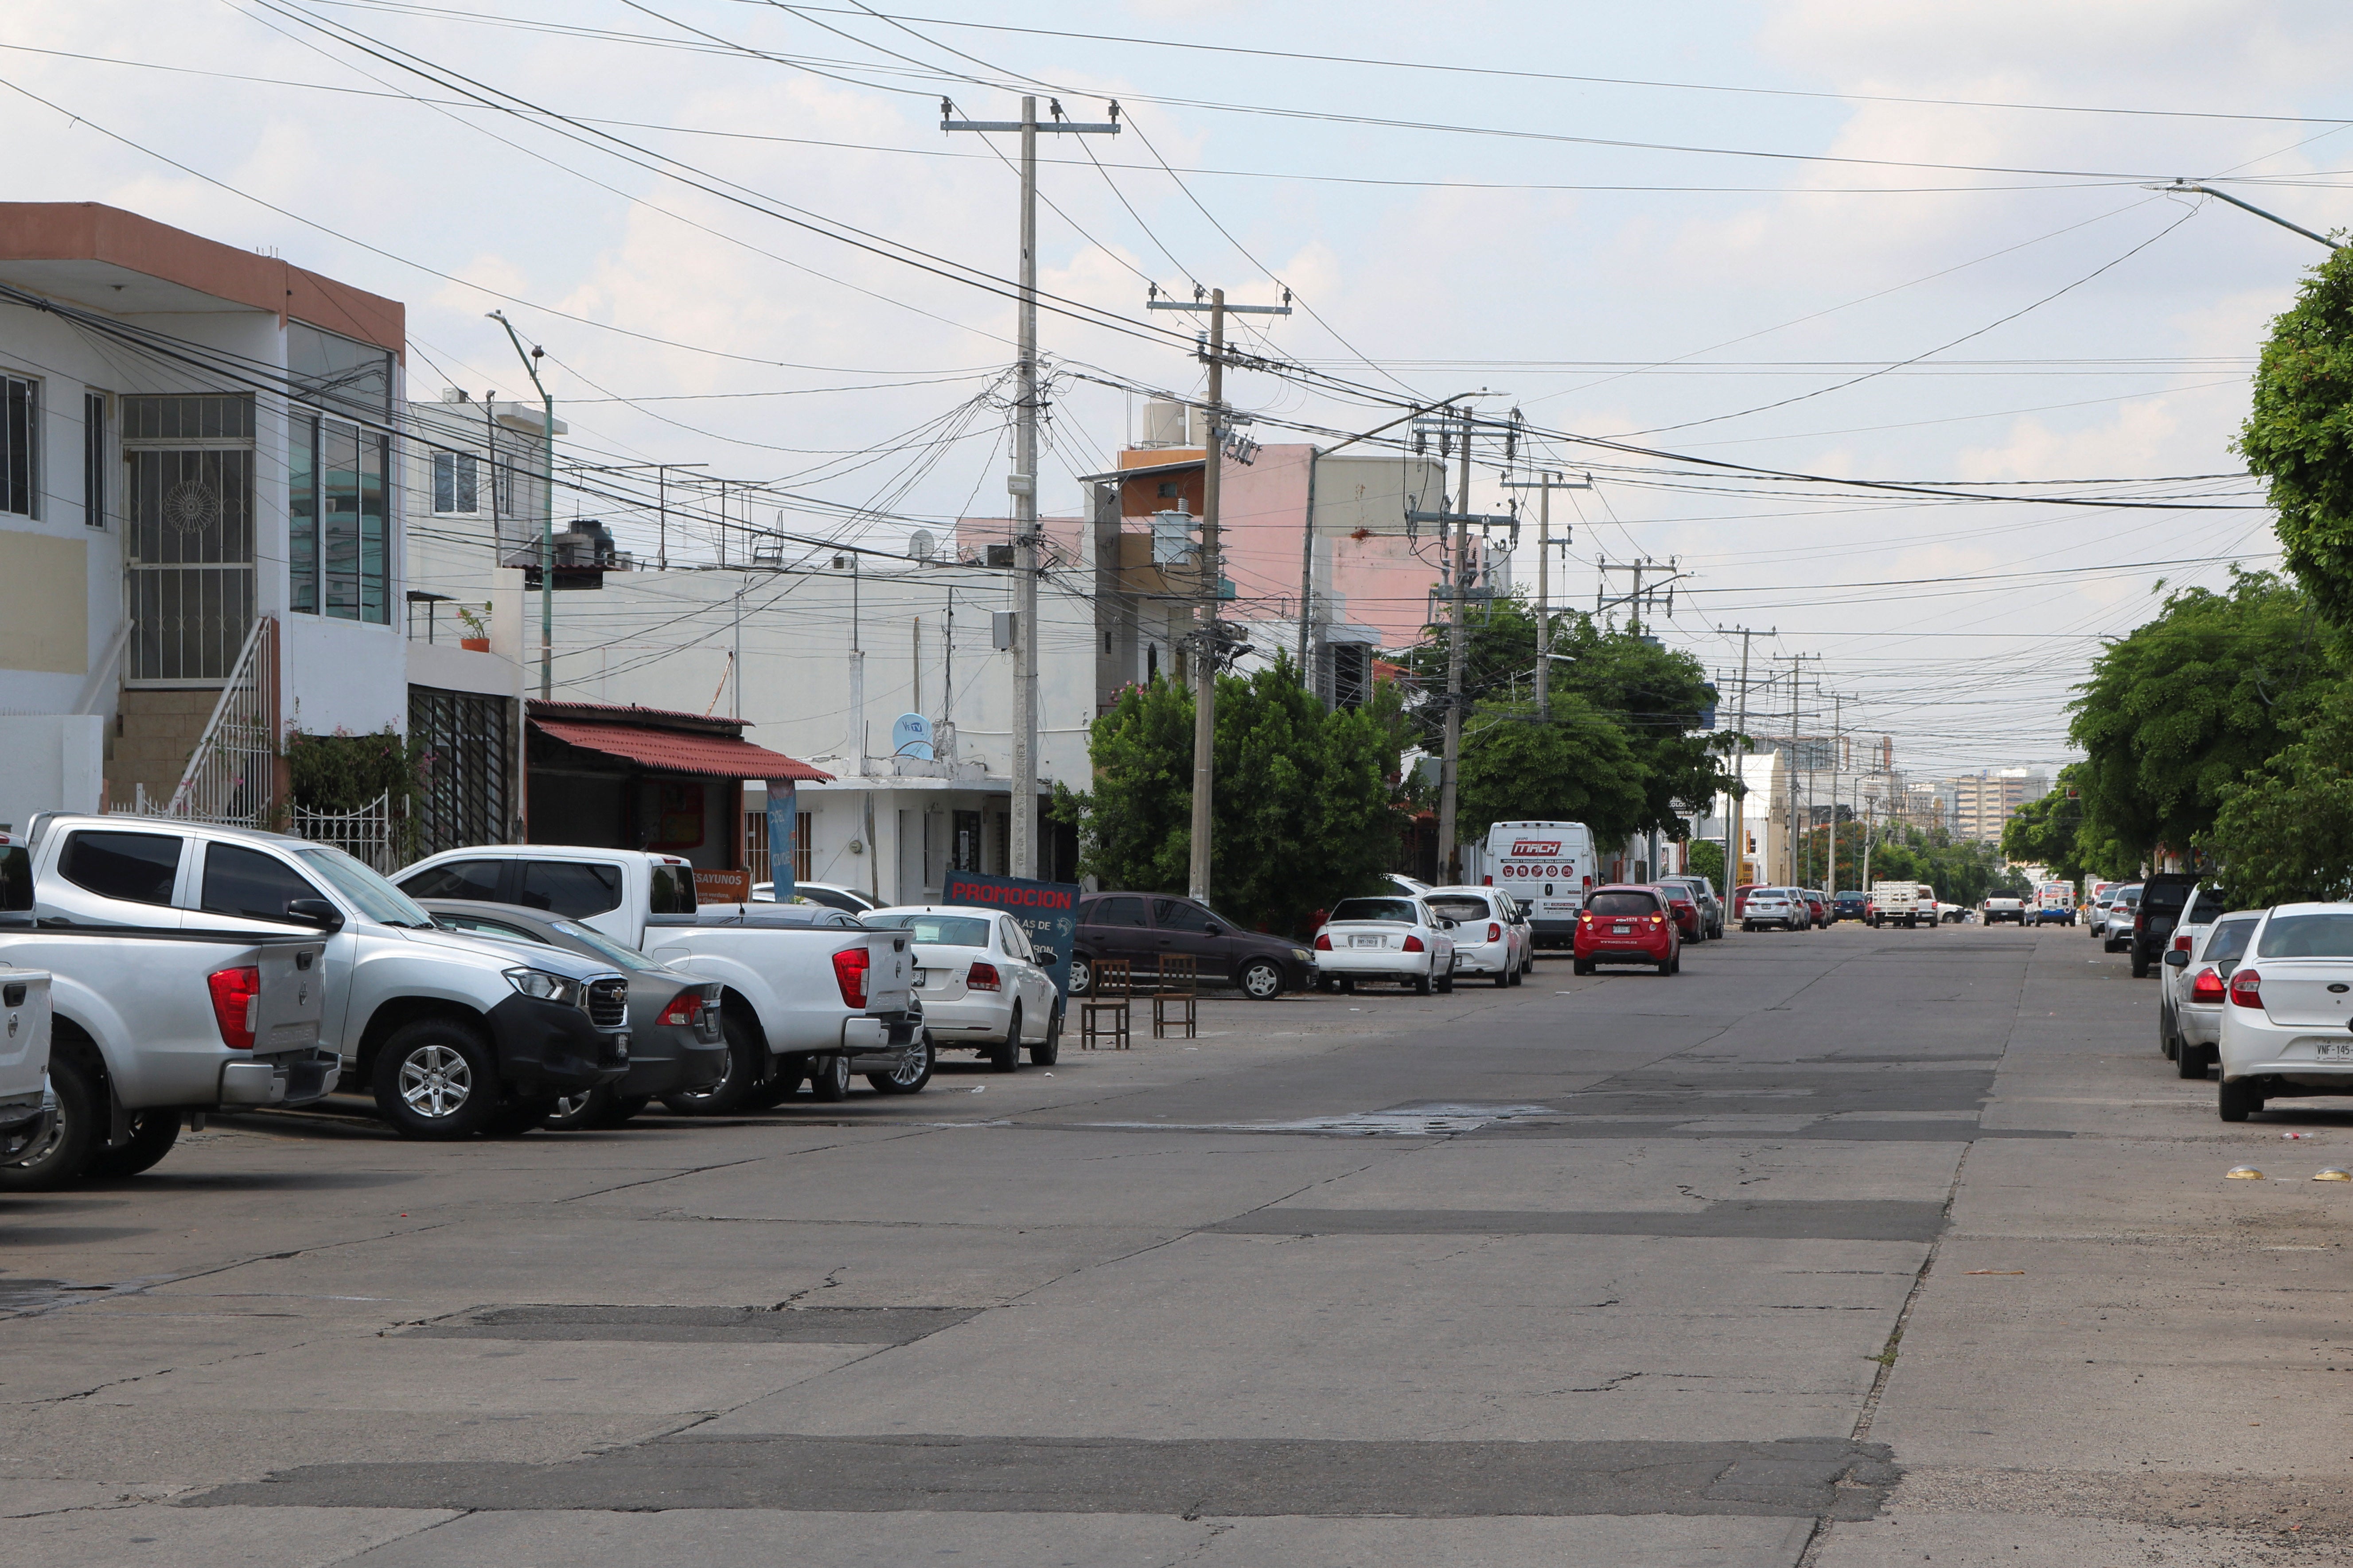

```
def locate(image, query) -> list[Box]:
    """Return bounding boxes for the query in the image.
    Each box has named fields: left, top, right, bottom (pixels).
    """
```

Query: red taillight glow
left=967, top=961, right=1001, bottom=992
left=1314, top=932, right=1332, bottom=951
left=1482, top=875, right=1493, bottom=886
left=2191, top=967, right=2226, bottom=1003
left=207, top=965, right=260, bottom=1050
left=2173, top=934, right=2193, bottom=952
left=831, top=947, right=870, bottom=1008
left=2230, top=969, right=2263, bottom=1009
left=1402, top=935, right=1425, bottom=953
left=1487, top=922, right=1502, bottom=942
left=658, top=991, right=704, bottom=1027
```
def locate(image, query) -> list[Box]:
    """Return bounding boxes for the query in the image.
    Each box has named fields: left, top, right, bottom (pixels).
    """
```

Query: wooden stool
left=1080, top=959, right=1132, bottom=1050
left=1150, top=954, right=1197, bottom=1040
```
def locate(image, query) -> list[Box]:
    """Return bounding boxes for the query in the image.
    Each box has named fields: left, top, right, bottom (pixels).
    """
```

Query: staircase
left=105, top=617, right=279, bottom=825
left=106, top=690, right=218, bottom=810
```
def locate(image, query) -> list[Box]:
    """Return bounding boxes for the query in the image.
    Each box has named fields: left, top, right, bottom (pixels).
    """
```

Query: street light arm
left=2155, top=180, right=2340, bottom=250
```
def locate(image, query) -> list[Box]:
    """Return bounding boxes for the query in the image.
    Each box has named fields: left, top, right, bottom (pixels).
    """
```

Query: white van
left=1483, top=821, right=1597, bottom=949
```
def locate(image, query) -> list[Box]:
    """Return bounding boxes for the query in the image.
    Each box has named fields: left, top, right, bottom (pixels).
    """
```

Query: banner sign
left=764, top=778, right=797, bottom=903
left=941, top=870, right=1081, bottom=1000
left=696, top=868, right=752, bottom=905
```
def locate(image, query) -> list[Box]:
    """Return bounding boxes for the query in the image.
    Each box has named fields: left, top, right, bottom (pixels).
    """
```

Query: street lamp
left=2151, top=180, right=2341, bottom=250
left=489, top=312, right=555, bottom=700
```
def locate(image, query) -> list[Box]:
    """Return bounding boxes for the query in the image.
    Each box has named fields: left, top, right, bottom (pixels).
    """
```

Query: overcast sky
left=6, top=0, right=2346, bottom=778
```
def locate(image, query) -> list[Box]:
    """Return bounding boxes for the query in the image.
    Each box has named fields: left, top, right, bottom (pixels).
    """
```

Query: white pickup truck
left=0, top=842, right=55, bottom=1165
left=1868, top=880, right=1934, bottom=930
left=15, top=815, right=632, bottom=1147
left=394, top=845, right=923, bottom=1109
left=0, top=825, right=333, bottom=1187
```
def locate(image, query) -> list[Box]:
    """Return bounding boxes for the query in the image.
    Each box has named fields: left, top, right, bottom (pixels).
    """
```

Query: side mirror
left=2163, top=949, right=2189, bottom=969
left=287, top=898, right=345, bottom=932
left=1202, top=925, right=1222, bottom=938
left=1034, top=948, right=1058, bottom=966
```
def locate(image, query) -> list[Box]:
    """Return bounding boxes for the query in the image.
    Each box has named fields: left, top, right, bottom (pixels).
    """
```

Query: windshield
left=551, top=920, right=667, bottom=973
left=294, top=846, right=434, bottom=928
left=2257, top=912, right=2353, bottom=960
left=1588, top=891, right=1658, bottom=917
left=1424, top=896, right=1491, bottom=922
left=2204, top=916, right=2258, bottom=967
left=865, top=912, right=992, bottom=947
left=1331, top=898, right=1419, bottom=924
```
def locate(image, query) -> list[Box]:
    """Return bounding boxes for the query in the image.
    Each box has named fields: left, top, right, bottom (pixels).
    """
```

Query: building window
left=744, top=807, right=814, bottom=885
left=409, top=686, right=512, bottom=855
left=1, top=374, right=36, bottom=518
left=1157, top=481, right=1178, bottom=498
left=290, top=415, right=390, bottom=624
left=83, top=391, right=106, bottom=527
left=432, top=451, right=478, bottom=514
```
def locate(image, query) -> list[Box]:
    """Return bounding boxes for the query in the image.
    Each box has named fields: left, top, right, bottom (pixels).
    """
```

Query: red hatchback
left=1573, top=885, right=1683, bottom=976
left=1652, top=882, right=1704, bottom=942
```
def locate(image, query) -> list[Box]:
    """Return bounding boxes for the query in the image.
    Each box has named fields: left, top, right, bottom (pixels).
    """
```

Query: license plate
left=2319, top=1040, right=2353, bottom=1061
left=1352, top=935, right=1382, bottom=948
left=1613, top=924, right=1631, bottom=934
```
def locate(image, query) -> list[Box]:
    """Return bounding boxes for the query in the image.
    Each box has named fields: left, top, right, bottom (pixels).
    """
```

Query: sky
left=4, top=0, right=2347, bottom=780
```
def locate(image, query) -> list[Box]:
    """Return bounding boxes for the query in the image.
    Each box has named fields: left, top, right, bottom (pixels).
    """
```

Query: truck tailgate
left=863, top=931, right=913, bottom=1013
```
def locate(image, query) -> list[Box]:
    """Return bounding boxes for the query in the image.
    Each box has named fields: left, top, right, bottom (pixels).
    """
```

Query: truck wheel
left=808, top=1052, right=854, bottom=1101
left=1029, top=1007, right=1061, bottom=1066
left=2130, top=953, right=2150, bottom=979
left=990, top=1006, right=1023, bottom=1072
left=869, top=1035, right=936, bottom=1094
left=485, top=1097, right=556, bottom=1137
left=82, top=1111, right=182, bottom=1180
left=374, top=1020, right=499, bottom=1140
left=2219, top=1078, right=2263, bottom=1121
left=0, top=1048, right=103, bottom=1191
left=543, top=1089, right=607, bottom=1131
left=749, top=1058, right=806, bottom=1109
left=662, top=1013, right=763, bottom=1115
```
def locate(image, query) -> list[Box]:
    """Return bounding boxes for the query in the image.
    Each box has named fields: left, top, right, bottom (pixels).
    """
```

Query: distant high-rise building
left=1944, top=769, right=2050, bottom=846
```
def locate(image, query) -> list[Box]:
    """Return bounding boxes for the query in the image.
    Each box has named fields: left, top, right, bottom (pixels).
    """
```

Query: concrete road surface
left=4, top=922, right=2350, bottom=1565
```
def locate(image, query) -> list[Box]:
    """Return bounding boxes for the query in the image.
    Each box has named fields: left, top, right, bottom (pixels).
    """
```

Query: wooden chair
left=1079, top=959, right=1132, bottom=1051
left=1150, top=954, right=1198, bottom=1040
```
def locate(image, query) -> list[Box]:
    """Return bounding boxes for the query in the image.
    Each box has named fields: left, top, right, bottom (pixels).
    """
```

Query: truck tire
left=990, top=1006, right=1023, bottom=1072
left=543, top=1089, right=606, bottom=1131
left=0, top=1045, right=103, bottom=1191
left=869, top=1035, right=936, bottom=1094
left=808, top=1052, right=854, bottom=1101
left=2131, top=952, right=2150, bottom=979
left=485, top=1097, right=556, bottom=1137
left=374, top=1019, right=500, bottom=1140
left=749, top=1058, right=806, bottom=1109
left=663, top=1013, right=763, bottom=1116
left=83, top=1111, right=182, bottom=1179
left=1028, top=1007, right=1061, bottom=1066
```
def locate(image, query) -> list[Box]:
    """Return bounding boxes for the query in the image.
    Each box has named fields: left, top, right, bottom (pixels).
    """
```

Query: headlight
left=1292, top=949, right=1312, bottom=963
left=504, top=967, right=580, bottom=1005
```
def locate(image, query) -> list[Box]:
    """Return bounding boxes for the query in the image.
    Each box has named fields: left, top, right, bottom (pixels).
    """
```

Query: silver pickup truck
left=0, top=832, right=330, bottom=1187
left=0, top=843, right=55, bottom=1164
left=395, top=844, right=922, bottom=1109
left=16, top=816, right=630, bottom=1144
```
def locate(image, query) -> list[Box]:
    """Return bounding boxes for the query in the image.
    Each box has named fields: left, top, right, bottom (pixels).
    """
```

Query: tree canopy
left=1455, top=695, right=1648, bottom=845
left=2241, top=244, right=2353, bottom=629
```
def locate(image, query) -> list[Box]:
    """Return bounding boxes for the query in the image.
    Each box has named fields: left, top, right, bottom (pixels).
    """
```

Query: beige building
left=1944, top=769, right=2049, bottom=846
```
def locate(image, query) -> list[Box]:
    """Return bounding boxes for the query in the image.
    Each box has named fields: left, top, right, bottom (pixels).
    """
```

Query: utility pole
left=944, top=94, right=1119, bottom=879
left=1500, top=470, right=1590, bottom=719
left=1725, top=628, right=1763, bottom=895
left=1443, top=402, right=1473, bottom=883
left=1595, top=556, right=1690, bottom=635
left=1782, top=654, right=1819, bottom=885
left=489, top=312, right=555, bottom=700
left=1148, top=286, right=1289, bottom=902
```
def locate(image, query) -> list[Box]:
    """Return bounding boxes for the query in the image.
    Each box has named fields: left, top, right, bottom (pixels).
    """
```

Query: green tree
left=1548, top=619, right=1732, bottom=842
left=1456, top=696, right=1648, bottom=845
left=2069, top=570, right=2326, bottom=868
left=2204, top=682, right=2353, bottom=906
left=1686, top=838, right=1726, bottom=891
left=2241, top=243, right=2353, bottom=628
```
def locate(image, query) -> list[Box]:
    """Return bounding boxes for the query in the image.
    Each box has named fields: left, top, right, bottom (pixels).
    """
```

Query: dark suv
left=1069, top=894, right=1317, bottom=1000
left=2128, top=873, right=2205, bottom=979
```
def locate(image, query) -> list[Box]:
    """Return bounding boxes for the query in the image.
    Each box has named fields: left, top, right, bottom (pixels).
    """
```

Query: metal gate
left=123, top=395, right=256, bottom=684
left=293, top=790, right=393, bottom=872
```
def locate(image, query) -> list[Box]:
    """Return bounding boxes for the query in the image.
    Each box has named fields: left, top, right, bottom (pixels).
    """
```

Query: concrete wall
left=280, top=612, right=410, bottom=737
left=0, top=714, right=103, bottom=823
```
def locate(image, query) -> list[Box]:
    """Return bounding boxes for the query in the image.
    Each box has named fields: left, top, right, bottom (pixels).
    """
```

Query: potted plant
left=456, top=603, right=493, bottom=652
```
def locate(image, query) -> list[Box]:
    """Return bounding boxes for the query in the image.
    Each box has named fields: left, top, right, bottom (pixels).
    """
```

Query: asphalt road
left=5, top=920, right=2352, bottom=1565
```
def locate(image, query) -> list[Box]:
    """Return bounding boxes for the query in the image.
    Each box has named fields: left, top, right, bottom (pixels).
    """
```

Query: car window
left=518, top=860, right=624, bottom=918
left=292, top=847, right=435, bottom=928
left=398, top=858, right=504, bottom=903
left=58, top=830, right=182, bottom=907
left=2117, top=888, right=2142, bottom=906
left=1089, top=896, right=1149, bottom=927
left=2257, top=912, right=2353, bottom=960
left=649, top=863, right=697, bottom=915
left=2202, top=917, right=2258, bottom=967
left=1425, top=896, right=1491, bottom=923
left=2182, top=887, right=2225, bottom=925
left=1001, top=917, right=1031, bottom=959
left=1330, top=897, right=1418, bottom=924
left=1587, top=891, right=1657, bottom=916
left=2142, top=882, right=2193, bottom=914
left=798, top=887, right=864, bottom=913
left=549, top=919, right=667, bottom=973
left=1153, top=899, right=1216, bottom=934
left=201, top=843, right=325, bottom=923
left=437, top=912, right=544, bottom=943
left=864, top=912, right=991, bottom=947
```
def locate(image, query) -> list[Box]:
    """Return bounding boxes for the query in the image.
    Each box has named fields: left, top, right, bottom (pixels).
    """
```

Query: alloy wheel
left=397, top=1044, right=474, bottom=1120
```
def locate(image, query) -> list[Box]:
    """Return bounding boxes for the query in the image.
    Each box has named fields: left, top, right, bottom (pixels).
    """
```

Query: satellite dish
left=891, top=712, right=935, bottom=761
left=909, top=528, right=936, bottom=560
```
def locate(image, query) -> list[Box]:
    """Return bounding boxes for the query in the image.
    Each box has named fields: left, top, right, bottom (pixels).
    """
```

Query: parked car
left=1312, top=895, right=1457, bottom=995
left=1484, top=821, right=1598, bottom=948
left=863, top=906, right=1059, bottom=1070
left=1742, top=887, right=1806, bottom=933
left=1983, top=895, right=2026, bottom=926
left=752, top=880, right=879, bottom=914
left=1833, top=890, right=1869, bottom=922
left=1800, top=889, right=1831, bottom=929
left=1654, top=882, right=1706, bottom=942
left=2032, top=881, right=2077, bottom=926
left=2100, top=884, right=2143, bottom=953
left=1380, top=873, right=1433, bottom=898
left=2161, top=908, right=2258, bottom=1081
left=2216, top=904, right=2353, bottom=1121
left=2128, top=873, right=2205, bottom=979
left=396, top=846, right=922, bottom=1113
left=1067, top=893, right=1314, bottom=1000
left=1659, top=875, right=1722, bottom=940
left=1732, top=883, right=1763, bottom=923
left=1422, top=887, right=1531, bottom=985
left=1572, top=884, right=1682, bottom=976
left=1869, top=880, right=1931, bottom=930
left=417, top=900, right=731, bottom=1126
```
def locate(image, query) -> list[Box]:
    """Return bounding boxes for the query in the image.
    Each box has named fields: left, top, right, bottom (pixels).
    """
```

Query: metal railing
left=162, top=615, right=278, bottom=826
left=292, top=790, right=393, bottom=872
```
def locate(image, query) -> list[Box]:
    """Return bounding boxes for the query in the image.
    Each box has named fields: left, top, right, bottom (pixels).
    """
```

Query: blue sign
left=764, top=778, right=797, bottom=903
left=891, top=712, right=935, bottom=760
left=941, top=870, right=1081, bottom=1001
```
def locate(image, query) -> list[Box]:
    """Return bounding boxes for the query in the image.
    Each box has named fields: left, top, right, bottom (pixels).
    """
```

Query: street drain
left=405, top=1304, right=981, bottom=1345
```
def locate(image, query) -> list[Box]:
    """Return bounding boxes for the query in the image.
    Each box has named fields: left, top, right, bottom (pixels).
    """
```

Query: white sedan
left=2162, top=909, right=2258, bottom=1080
left=2216, top=904, right=2353, bottom=1121
left=1313, top=895, right=1458, bottom=996
left=1422, top=886, right=1529, bottom=987
left=861, top=906, right=1060, bottom=1070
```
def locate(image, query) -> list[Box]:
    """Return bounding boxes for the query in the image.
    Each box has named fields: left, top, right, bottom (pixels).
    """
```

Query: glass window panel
left=201, top=843, right=325, bottom=922
left=58, top=830, right=181, bottom=906
left=2, top=376, right=33, bottom=518
left=289, top=416, right=317, bottom=614
left=360, top=430, right=387, bottom=624
left=433, top=451, right=454, bottom=514
left=82, top=392, right=105, bottom=527
left=323, top=420, right=360, bottom=620
left=286, top=323, right=393, bottom=423
left=517, top=860, right=624, bottom=918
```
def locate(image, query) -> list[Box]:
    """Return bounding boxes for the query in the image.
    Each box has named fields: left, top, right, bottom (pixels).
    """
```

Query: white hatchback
left=2216, top=904, right=2353, bottom=1121
left=2162, top=909, right=2258, bottom=1080
left=861, top=906, right=1060, bottom=1070
left=1421, top=887, right=1530, bottom=987
left=1313, top=896, right=1458, bottom=996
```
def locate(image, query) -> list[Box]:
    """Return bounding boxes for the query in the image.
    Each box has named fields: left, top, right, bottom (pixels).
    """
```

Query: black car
left=1832, top=890, right=1869, bottom=922
left=1068, top=893, right=1316, bottom=1000
left=2127, top=874, right=2205, bottom=979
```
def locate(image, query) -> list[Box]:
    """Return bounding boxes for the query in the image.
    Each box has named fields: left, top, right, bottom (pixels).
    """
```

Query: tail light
left=1314, top=932, right=1332, bottom=951
left=831, top=946, right=870, bottom=1008
left=1582, top=875, right=1593, bottom=891
left=2230, top=969, right=2263, bottom=1009
left=1483, top=875, right=1493, bottom=886
left=1402, top=935, right=1425, bottom=953
left=1487, top=922, right=1502, bottom=942
left=2135, top=913, right=2147, bottom=933
left=207, top=965, right=260, bottom=1050
left=2173, top=934, right=2192, bottom=952
left=2190, top=967, right=2227, bottom=1003
left=658, top=990, right=704, bottom=1027
left=967, top=961, right=1001, bottom=992
left=1649, top=915, right=1664, bottom=926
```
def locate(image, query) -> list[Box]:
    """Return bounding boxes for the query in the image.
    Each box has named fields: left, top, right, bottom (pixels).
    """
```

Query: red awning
left=532, top=718, right=833, bottom=782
